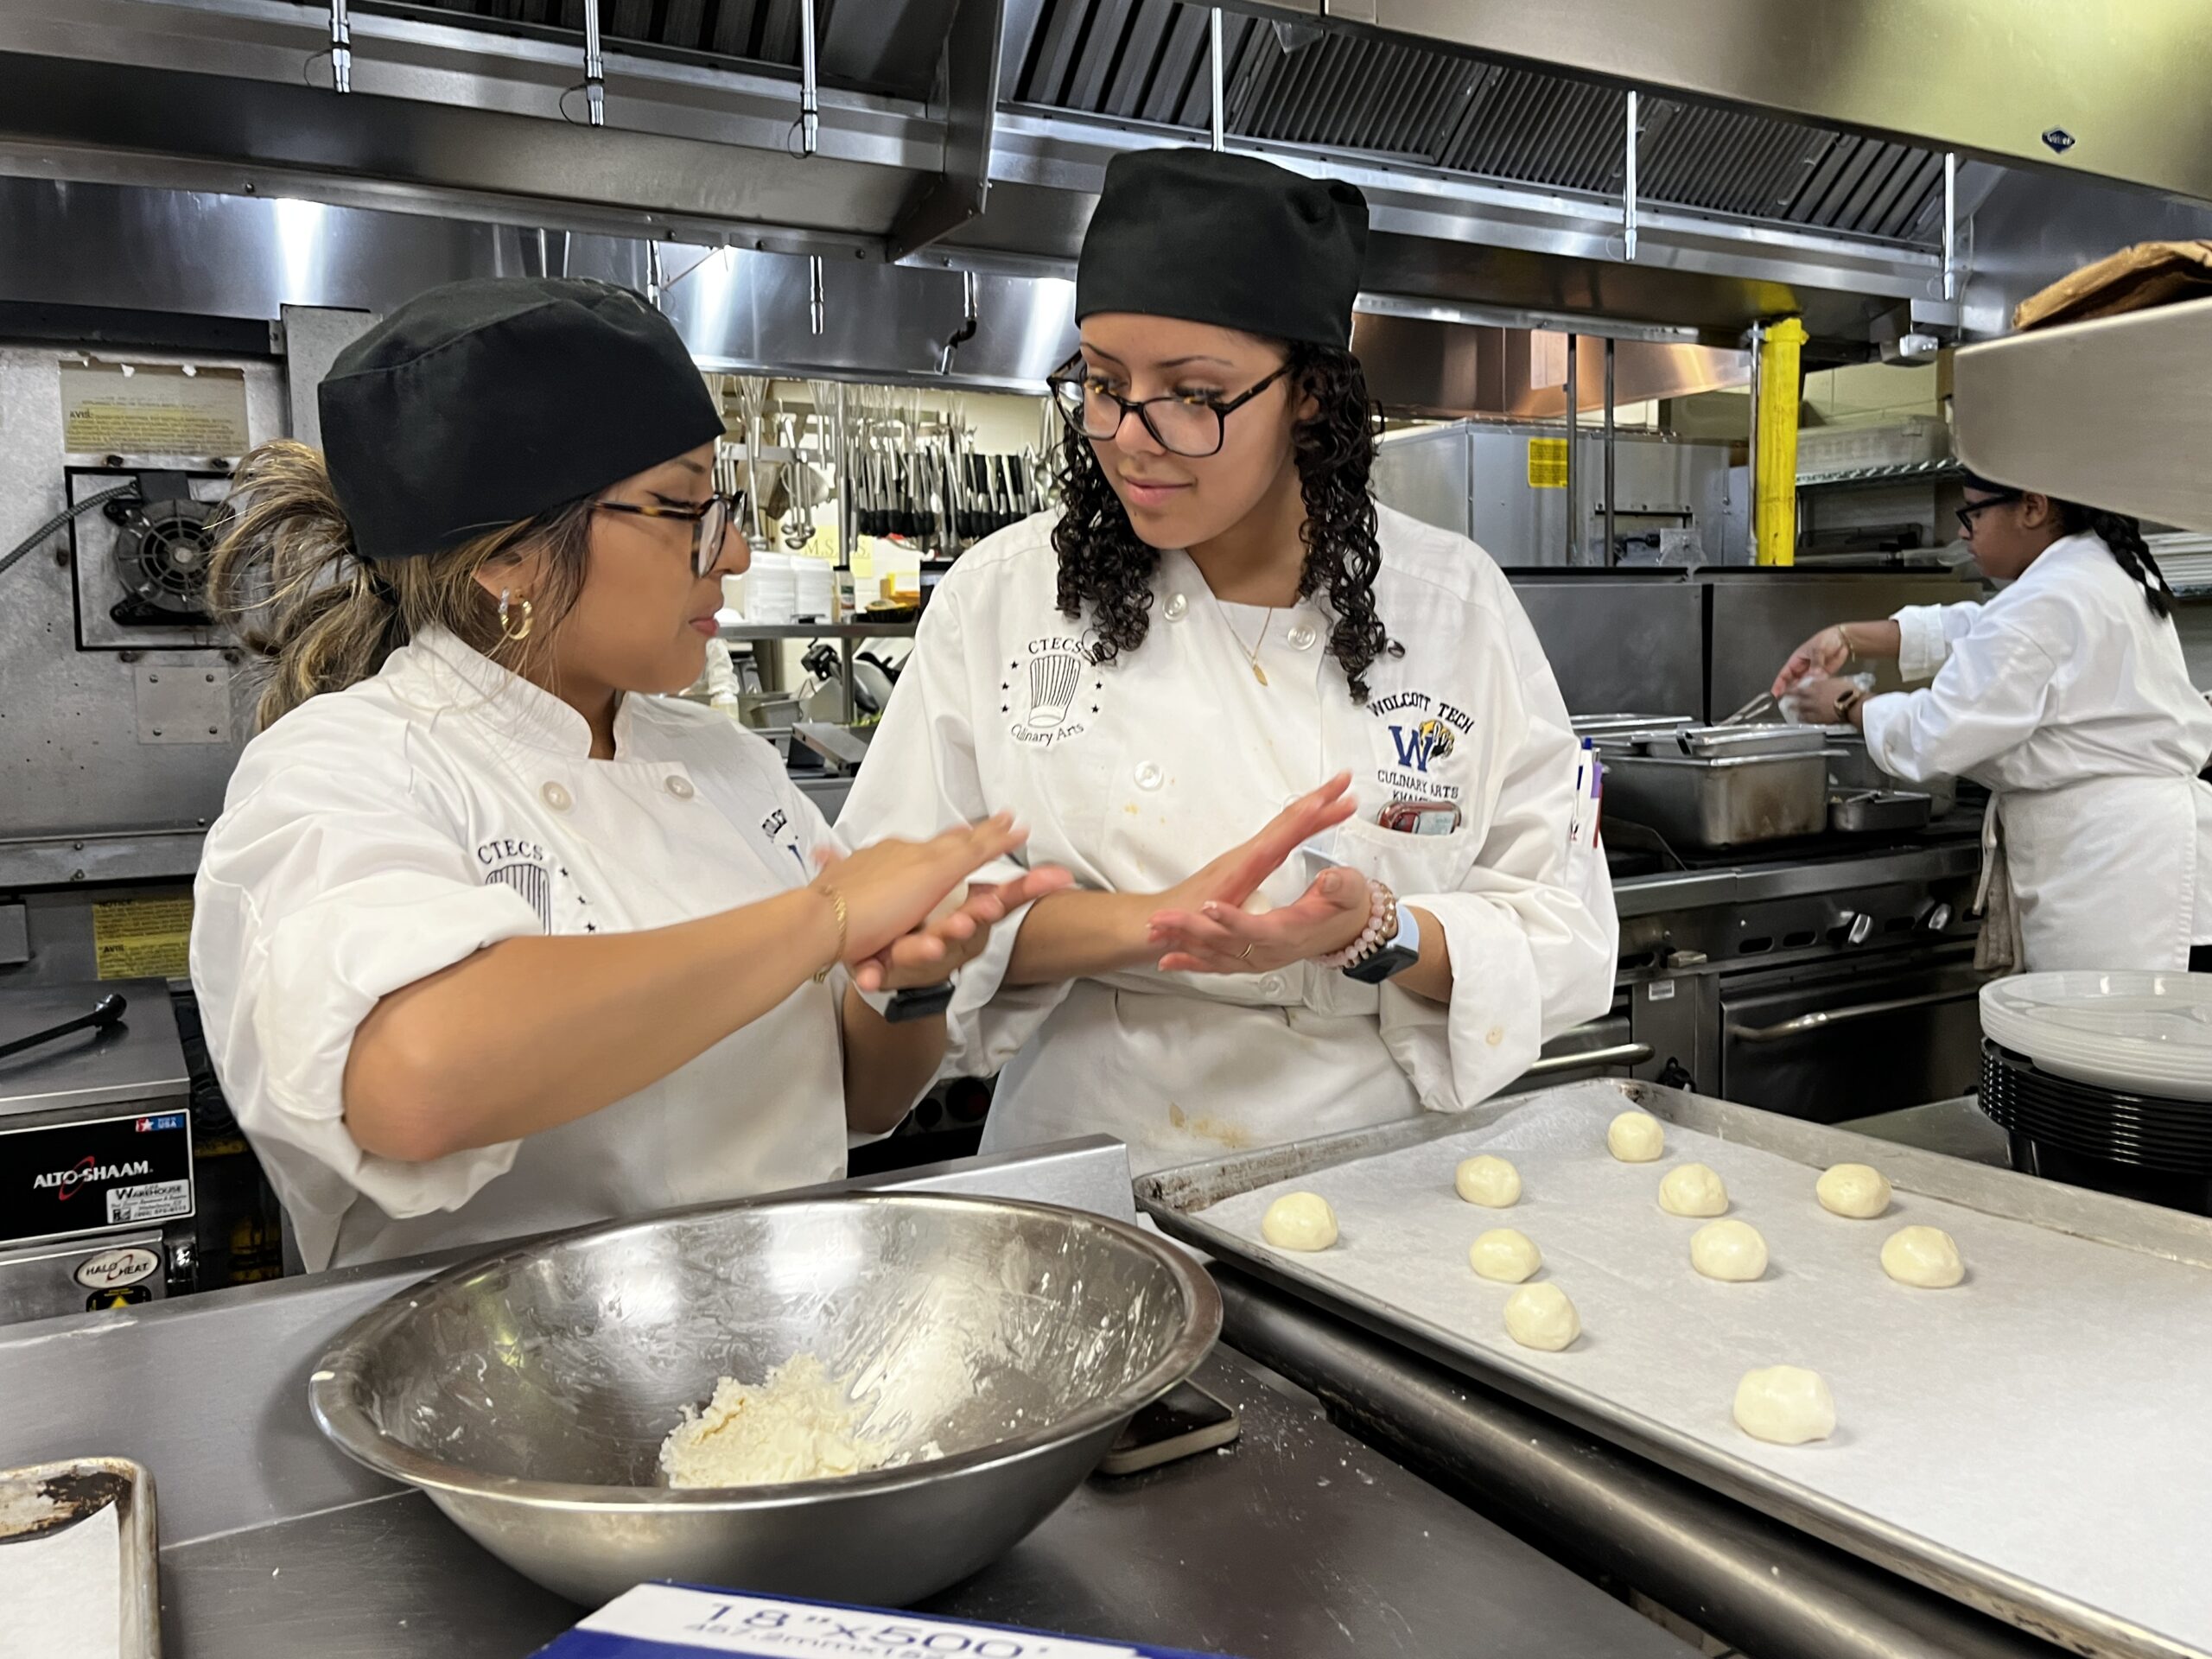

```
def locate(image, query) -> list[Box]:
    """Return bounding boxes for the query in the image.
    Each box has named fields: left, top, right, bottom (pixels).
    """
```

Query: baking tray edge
left=0, top=1455, right=161, bottom=1658
left=1135, top=1078, right=2211, bottom=1659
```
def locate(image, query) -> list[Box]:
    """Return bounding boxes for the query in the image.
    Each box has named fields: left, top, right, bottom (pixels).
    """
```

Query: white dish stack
left=1979, top=972, right=2212, bottom=1103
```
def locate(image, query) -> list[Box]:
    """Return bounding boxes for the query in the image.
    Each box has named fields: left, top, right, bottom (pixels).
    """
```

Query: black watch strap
left=883, top=982, right=956, bottom=1023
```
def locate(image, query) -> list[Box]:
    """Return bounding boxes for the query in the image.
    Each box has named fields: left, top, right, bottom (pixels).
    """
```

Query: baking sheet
left=0, top=1460, right=159, bottom=1659
left=1160, top=1082, right=2212, bottom=1659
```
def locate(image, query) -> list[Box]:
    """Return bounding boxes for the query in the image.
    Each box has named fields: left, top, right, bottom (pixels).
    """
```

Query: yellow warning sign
left=1527, top=437, right=1569, bottom=489
left=92, top=897, right=194, bottom=981
left=60, top=361, right=251, bottom=457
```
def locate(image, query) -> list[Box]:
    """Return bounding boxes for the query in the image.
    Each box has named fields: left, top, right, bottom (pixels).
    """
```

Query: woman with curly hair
left=840, top=148, right=1617, bottom=1168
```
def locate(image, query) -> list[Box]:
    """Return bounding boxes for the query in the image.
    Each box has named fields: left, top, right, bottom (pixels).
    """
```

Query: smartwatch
left=883, top=982, right=956, bottom=1023
left=1344, top=903, right=1421, bottom=984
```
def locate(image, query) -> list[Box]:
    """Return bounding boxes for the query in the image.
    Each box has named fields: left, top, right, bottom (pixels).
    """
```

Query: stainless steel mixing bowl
left=310, top=1192, right=1220, bottom=1608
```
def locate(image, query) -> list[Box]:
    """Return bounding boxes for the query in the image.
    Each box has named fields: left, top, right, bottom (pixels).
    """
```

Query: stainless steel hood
left=0, top=0, right=2205, bottom=359
left=1952, top=296, right=2212, bottom=532
left=1226, top=0, right=2212, bottom=207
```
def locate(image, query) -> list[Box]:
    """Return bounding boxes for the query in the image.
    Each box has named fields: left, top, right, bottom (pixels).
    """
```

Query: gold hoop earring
left=498, top=588, right=535, bottom=643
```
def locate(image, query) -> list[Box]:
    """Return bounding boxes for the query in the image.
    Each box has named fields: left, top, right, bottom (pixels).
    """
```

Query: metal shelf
left=1796, top=459, right=1962, bottom=491
left=720, top=620, right=918, bottom=640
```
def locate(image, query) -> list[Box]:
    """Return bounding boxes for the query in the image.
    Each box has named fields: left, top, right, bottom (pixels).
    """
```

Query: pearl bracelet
left=1317, top=876, right=1395, bottom=970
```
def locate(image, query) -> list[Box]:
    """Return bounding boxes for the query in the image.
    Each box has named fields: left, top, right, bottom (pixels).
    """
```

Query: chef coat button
left=1135, top=761, right=1164, bottom=791
left=1164, top=593, right=1188, bottom=621
left=1485, top=1027, right=1505, bottom=1047
left=1287, top=622, right=1318, bottom=651
left=664, top=775, right=695, bottom=800
left=1260, top=974, right=1287, bottom=997
left=540, top=781, right=572, bottom=812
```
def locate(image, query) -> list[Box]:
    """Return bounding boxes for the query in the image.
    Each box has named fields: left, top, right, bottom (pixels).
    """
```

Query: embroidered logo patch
left=1367, top=689, right=1473, bottom=804
left=1004, top=634, right=1105, bottom=747
left=477, top=836, right=552, bottom=929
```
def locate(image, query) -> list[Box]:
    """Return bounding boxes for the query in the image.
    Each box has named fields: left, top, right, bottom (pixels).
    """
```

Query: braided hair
left=2055, top=501, right=2176, bottom=620
left=1051, top=343, right=1401, bottom=702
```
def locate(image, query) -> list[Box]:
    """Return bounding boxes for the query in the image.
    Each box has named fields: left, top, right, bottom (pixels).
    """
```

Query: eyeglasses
left=1955, top=490, right=2024, bottom=535
left=594, top=494, right=737, bottom=575
left=1046, top=356, right=1291, bottom=459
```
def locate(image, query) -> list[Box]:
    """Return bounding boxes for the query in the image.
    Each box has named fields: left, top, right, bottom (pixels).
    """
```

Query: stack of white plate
left=1980, top=972, right=2212, bottom=1103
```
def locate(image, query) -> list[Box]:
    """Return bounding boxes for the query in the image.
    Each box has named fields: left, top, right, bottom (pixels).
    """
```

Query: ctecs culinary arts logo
left=1003, top=635, right=1106, bottom=748
left=477, top=836, right=553, bottom=929
left=1368, top=688, right=1473, bottom=804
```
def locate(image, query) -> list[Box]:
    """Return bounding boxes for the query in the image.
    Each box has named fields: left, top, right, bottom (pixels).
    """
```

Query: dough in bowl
left=1470, top=1228, right=1542, bottom=1283
left=1732, top=1365, right=1836, bottom=1445
left=1455, top=1154, right=1522, bottom=1207
left=1881, top=1224, right=1964, bottom=1287
left=1503, top=1282, right=1580, bottom=1351
left=1816, top=1162, right=1892, bottom=1219
left=1261, top=1192, right=1338, bottom=1251
left=1606, top=1109, right=1666, bottom=1162
left=1689, top=1218, right=1769, bottom=1281
left=1658, top=1162, right=1729, bottom=1217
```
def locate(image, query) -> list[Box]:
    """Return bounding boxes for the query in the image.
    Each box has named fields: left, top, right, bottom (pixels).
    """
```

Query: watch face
left=1345, top=943, right=1419, bottom=984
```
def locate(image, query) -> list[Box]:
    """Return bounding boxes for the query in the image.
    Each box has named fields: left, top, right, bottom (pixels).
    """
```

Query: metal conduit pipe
left=1209, top=10, right=1226, bottom=153
left=1623, top=89, right=1638, bottom=260
left=1565, top=331, right=1580, bottom=563
left=581, top=0, right=606, bottom=125
left=1942, top=151, right=1958, bottom=302
left=328, top=0, right=352, bottom=93
left=798, top=0, right=820, bottom=157
left=1212, top=1268, right=2063, bottom=1659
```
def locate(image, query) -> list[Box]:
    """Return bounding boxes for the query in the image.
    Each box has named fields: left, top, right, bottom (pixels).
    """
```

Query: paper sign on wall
left=60, top=362, right=250, bottom=457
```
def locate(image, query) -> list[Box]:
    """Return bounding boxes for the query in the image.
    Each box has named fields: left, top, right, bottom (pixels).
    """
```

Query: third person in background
left=1776, top=475, right=2212, bottom=973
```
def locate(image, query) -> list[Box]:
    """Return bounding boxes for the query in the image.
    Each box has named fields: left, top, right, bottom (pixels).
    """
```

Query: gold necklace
left=1225, top=606, right=1274, bottom=687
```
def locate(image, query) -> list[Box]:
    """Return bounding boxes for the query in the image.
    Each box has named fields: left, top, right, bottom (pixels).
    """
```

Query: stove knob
left=1845, top=912, right=1873, bottom=946
left=1923, top=901, right=1953, bottom=934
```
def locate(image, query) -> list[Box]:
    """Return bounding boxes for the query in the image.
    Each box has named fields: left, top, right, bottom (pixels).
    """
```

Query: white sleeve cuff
left=1376, top=890, right=1595, bottom=1114
left=1893, top=605, right=1953, bottom=683
left=249, top=877, right=546, bottom=1223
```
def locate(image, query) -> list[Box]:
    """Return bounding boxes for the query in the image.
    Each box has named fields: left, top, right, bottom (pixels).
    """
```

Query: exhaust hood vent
left=1009, top=0, right=1945, bottom=245
left=359, top=0, right=953, bottom=98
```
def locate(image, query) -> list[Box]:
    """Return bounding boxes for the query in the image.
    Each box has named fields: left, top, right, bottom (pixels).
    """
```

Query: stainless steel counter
left=0, top=1140, right=1688, bottom=1659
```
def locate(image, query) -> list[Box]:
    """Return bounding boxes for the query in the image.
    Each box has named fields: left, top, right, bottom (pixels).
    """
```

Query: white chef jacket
left=837, top=505, right=1617, bottom=1173
left=190, top=627, right=848, bottom=1271
left=1862, top=531, right=2212, bottom=971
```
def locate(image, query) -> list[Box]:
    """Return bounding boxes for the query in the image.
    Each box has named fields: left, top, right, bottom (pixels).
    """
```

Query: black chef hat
left=318, top=276, right=725, bottom=563
left=1077, top=148, right=1368, bottom=350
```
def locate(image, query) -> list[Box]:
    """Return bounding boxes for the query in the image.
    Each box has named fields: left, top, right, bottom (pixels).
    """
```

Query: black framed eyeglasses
left=1046, top=355, right=1291, bottom=459
left=594, top=493, right=737, bottom=575
left=1955, top=489, right=2024, bottom=535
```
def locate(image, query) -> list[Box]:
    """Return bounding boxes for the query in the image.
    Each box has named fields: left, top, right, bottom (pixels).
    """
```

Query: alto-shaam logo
left=33, top=1154, right=153, bottom=1198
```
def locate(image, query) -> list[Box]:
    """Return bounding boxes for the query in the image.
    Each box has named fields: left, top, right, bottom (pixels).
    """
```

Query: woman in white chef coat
left=1776, top=475, right=2212, bottom=972
left=190, top=277, right=1063, bottom=1270
left=838, top=149, right=1618, bottom=1173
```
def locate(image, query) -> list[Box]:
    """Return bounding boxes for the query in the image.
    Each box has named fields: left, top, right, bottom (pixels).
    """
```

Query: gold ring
left=1238, top=944, right=1255, bottom=962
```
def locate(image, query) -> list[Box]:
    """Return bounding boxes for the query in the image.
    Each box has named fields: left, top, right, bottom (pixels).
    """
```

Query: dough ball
left=1816, top=1162, right=1892, bottom=1219
left=1261, top=1192, right=1338, bottom=1252
left=1732, top=1365, right=1836, bottom=1446
left=1689, top=1218, right=1769, bottom=1281
left=1503, top=1282, right=1580, bottom=1351
left=1658, top=1162, right=1729, bottom=1217
left=1607, top=1109, right=1666, bottom=1162
left=1455, top=1154, right=1522, bottom=1208
left=1881, top=1224, right=1964, bottom=1288
left=1469, top=1228, right=1542, bottom=1283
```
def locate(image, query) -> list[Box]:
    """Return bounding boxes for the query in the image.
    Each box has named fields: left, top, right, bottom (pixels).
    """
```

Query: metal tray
left=1136, top=1079, right=2212, bottom=1659
left=0, top=1457, right=160, bottom=1657
left=1828, top=788, right=1933, bottom=835
left=1824, top=731, right=1957, bottom=818
left=1639, top=725, right=1830, bottom=760
left=1598, top=748, right=1838, bottom=848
